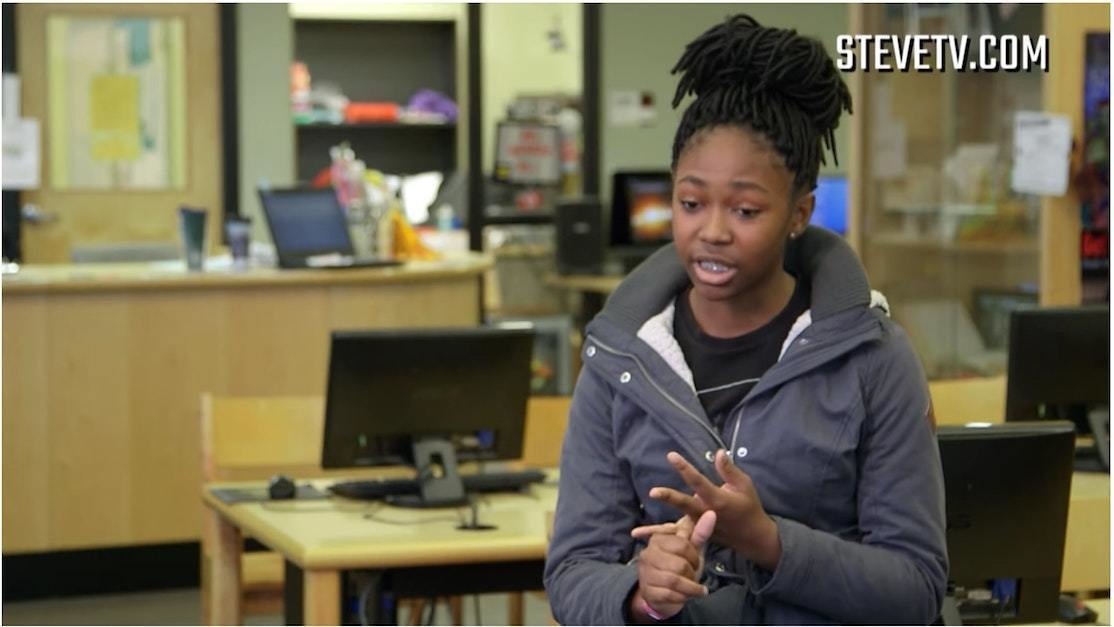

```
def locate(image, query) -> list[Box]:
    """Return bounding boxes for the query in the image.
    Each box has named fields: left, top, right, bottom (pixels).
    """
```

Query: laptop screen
left=259, top=189, right=355, bottom=259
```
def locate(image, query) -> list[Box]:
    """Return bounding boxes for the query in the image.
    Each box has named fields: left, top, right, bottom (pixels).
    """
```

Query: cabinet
left=854, top=4, right=1045, bottom=379
left=292, top=18, right=460, bottom=182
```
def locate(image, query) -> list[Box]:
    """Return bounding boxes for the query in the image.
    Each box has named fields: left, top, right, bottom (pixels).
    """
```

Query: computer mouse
left=268, top=474, right=297, bottom=500
left=1058, top=594, right=1098, bottom=624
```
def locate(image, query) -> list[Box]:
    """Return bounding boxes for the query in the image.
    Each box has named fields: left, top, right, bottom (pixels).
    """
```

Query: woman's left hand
left=631, top=450, right=782, bottom=571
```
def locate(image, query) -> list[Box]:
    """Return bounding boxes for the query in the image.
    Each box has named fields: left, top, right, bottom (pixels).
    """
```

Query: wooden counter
left=2, top=255, right=491, bottom=553
left=1, top=256, right=491, bottom=294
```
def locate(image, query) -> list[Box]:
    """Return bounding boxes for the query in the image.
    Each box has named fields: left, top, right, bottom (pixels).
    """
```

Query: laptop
left=258, top=187, right=402, bottom=270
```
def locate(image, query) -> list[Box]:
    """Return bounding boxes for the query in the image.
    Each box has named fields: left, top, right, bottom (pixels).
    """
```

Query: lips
left=691, top=256, right=738, bottom=286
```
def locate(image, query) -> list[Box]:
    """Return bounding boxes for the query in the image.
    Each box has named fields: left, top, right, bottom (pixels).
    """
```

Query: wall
left=237, top=4, right=296, bottom=244
left=599, top=4, right=852, bottom=201
left=480, top=3, right=583, bottom=173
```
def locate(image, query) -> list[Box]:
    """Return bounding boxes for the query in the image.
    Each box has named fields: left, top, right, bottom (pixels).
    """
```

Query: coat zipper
left=589, top=336, right=728, bottom=451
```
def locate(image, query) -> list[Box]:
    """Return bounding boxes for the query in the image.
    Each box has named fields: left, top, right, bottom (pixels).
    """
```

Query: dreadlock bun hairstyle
left=670, top=14, right=853, bottom=196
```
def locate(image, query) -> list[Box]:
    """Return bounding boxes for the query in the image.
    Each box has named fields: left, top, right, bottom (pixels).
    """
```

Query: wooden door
left=16, top=3, right=222, bottom=263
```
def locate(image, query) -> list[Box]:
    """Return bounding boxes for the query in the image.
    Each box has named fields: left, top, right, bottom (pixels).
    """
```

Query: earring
left=789, top=232, right=798, bottom=240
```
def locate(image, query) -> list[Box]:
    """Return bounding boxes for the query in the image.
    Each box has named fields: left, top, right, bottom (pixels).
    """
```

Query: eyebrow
left=675, top=175, right=769, bottom=193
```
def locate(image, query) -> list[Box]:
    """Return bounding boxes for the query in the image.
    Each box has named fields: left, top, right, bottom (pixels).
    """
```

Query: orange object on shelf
left=344, top=102, right=401, bottom=124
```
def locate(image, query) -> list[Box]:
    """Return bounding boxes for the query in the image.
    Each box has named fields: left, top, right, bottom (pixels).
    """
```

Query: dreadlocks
left=670, top=14, right=853, bottom=195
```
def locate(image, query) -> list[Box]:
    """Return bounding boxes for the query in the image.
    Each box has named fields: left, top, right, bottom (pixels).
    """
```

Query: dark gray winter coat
left=544, top=226, right=948, bottom=625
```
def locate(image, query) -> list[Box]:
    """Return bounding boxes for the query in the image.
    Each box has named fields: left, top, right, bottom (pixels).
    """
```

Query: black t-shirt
left=673, top=278, right=811, bottom=428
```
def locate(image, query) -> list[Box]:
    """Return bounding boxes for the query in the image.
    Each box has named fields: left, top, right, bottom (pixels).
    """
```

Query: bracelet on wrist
left=638, top=596, right=674, bottom=622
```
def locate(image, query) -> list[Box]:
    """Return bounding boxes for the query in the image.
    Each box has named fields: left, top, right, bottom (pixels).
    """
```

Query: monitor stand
left=386, top=438, right=469, bottom=508
left=939, top=596, right=962, bottom=626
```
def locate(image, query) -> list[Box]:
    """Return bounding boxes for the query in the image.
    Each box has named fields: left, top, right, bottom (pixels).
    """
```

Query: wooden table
left=201, top=478, right=557, bottom=625
left=3, top=254, right=491, bottom=554
left=1061, top=472, right=1111, bottom=593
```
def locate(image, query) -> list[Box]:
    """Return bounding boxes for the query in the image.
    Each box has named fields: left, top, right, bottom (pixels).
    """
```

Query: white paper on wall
left=608, top=90, right=656, bottom=127
left=1011, top=111, right=1072, bottom=196
left=3, top=118, right=41, bottom=189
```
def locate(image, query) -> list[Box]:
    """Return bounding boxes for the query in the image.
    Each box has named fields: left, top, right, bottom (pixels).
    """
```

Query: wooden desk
left=1062, top=472, right=1111, bottom=593
left=201, top=478, right=557, bottom=625
left=3, top=255, right=490, bottom=553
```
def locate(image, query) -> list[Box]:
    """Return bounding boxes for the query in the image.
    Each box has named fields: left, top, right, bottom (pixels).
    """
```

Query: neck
left=689, top=270, right=797, bottom=338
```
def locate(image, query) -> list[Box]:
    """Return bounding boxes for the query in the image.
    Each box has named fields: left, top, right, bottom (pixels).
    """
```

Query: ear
left=790, top=192, right=815, bottom=239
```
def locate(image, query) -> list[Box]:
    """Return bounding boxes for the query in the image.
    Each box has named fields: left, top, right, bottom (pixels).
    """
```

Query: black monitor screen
left=1005, top=306, right=1109, bottom=429
left=321, top=327, right=535, bottom=468
left=938, top=422, right=1075, bottom=624
left=259, top=188, right=355, bottom=258
left=610, top=170, right=673, bottom=247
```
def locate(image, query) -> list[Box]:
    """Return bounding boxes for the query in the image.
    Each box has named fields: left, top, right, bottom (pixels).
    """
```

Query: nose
left=698, top=207, right=732, bottom=244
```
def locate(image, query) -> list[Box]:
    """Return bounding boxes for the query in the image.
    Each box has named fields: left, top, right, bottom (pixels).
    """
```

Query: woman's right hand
left=629, top=510, right=716, bottom=622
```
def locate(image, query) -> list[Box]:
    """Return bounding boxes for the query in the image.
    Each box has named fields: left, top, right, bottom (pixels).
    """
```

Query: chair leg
left=507, top=592, right=525, bottom=625
left=448, top=596, right=464, bottom=625
left=404, top=598, right=426, bottom=625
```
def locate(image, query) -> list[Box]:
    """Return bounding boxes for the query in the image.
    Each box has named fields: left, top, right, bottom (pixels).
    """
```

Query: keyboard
left=329, top=469, right=547, bottom=501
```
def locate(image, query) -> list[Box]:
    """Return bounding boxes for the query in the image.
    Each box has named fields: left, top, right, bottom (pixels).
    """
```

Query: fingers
left=666, top=451, right=723, bottom=506
left=630, top=522, right=678, bottom=539
left=674, top=512, right=695, bottom=539
left=641, top=571, right=707, bottom=600
left=690, top=510, right=717, bottom=549
left=713, top=449, right=751, bottom=491
left=644, top=531, right=702, bottom=572
left=649, top=486, right=706, bottom=519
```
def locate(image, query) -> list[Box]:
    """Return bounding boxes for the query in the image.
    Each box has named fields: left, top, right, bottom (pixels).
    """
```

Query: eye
left=678, top=199, right=700, bottom=212
left=732, top=207, right=761, bottom=219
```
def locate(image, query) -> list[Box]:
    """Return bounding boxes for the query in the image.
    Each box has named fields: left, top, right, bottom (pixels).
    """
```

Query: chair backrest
left=928, top=375, right=1006, bottom=426
left=520, top=396, right=571, bottom=468
left=201, top=394, right=326, bottom=482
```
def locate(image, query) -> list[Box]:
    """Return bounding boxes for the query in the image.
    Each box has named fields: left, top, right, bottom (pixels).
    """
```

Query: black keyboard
left=329, top=469, right=547, bottom=501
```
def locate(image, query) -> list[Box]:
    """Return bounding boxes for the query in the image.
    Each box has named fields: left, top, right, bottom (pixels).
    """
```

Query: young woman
left=544, top=14, right=947, bottom=625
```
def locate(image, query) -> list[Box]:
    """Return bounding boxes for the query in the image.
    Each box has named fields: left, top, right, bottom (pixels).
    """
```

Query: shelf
left=295, top=121, right=456, bottom=130
left=867, top=233, right=1039, bottom=254
left=483, top=214, right=554, bottom=226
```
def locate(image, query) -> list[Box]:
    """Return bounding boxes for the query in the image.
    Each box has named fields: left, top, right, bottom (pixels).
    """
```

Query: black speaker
left=555, top=198, right=605, bottom=275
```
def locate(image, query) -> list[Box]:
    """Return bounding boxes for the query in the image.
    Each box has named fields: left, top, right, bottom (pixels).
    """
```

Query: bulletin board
left=46, top=15, right=187, bottom=190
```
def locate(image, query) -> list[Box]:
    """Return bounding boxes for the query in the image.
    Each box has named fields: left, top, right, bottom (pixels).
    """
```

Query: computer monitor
left=321, top=327, right=535, bottom=504
left=1004, top=306, right=1109, bottom=469
left=609, top=170, right=673, bottom=249
left=938, top=421, right=1075, bottom=624
left=493, top=121, right=562, bottom=186
left=811, top=174, right=848, bottom=235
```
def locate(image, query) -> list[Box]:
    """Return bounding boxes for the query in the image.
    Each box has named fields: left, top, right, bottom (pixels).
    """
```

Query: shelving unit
left=292, top=17, right=459, bottom=182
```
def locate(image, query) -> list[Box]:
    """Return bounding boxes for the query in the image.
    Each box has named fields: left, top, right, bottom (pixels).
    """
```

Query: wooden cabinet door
left=16, top=3, right=222, bottom=263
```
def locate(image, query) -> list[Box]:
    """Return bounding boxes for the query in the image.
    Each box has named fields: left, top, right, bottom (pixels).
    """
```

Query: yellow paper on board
left=89, top=74, right=140, bottom=160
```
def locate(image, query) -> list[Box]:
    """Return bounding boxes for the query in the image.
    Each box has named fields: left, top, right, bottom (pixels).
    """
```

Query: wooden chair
left=506, top=395, right=571, bottom=625
left=198, top=394, right=459, bottom=625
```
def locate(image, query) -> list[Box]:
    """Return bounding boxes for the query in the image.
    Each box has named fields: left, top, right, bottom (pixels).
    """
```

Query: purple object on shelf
left=407, top=89, right=458, bottom=122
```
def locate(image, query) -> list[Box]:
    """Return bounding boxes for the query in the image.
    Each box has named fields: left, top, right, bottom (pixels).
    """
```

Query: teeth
left=699, top=260, right=729, bottom=273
